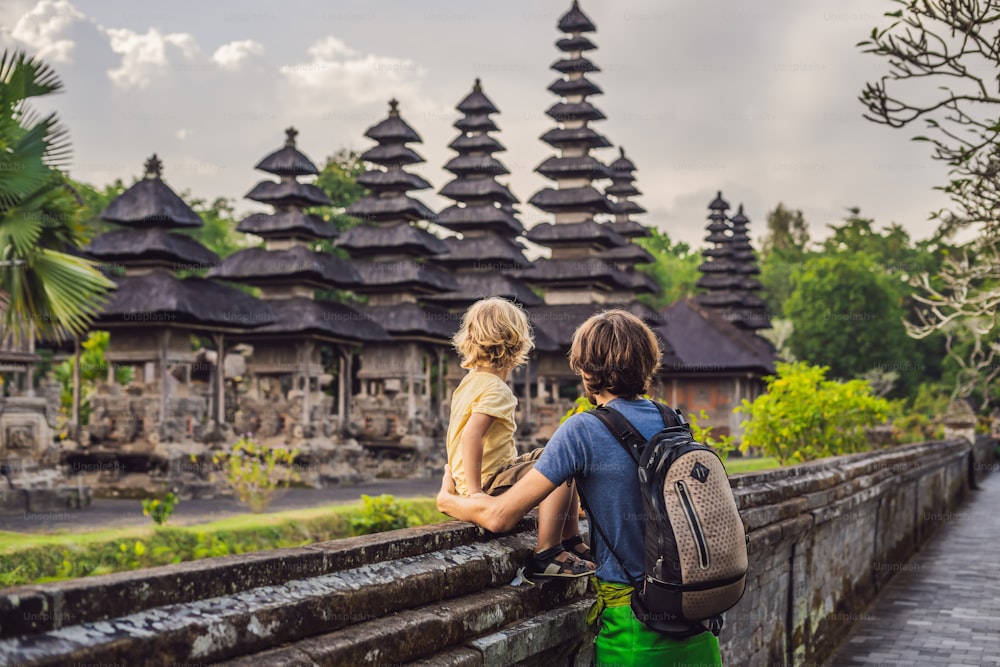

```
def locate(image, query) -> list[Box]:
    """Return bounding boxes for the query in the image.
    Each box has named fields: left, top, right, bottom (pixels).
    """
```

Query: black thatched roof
left=86, top=228, right=219, bottom=269
left=449, top=134, right=506, bottom=154
left=551, top=57, right=600, bottom=74
left=345, top=194, right=436, bottom=223
left=241, top=297, right=389, bottom=342
left=435, top=204, right=524, bottom=236
left=440, top=179, right=517, bottom=204
left=558, top=0, right=597, bottom=33
left=457, top=78, right=499, bottom=115
left=525, top=219, right=625, bottom=247
left=424, top=273, right=543, bottom=308
left=454, top=115, right=499, bottom=133
left=548, top=76, right=603, bottom=98
left=556, top=36, right=596, bottom=52
left=607, top=220, right=650, bottom=238
left=336, top=222, right=447, bottom=257
left=101, top=155, right=202, bottom=230
left=245, top=180, right=332, bottom=208
left=606, top=182, right=642, bottom=198
left=254, top=128, right=320, bottom=177
left=352, top=259, right=459, bottom=294
left=613, top=200, right=647, bottom=216
left=628, top=271, right=661, bottom=294
left=528, top=186, right=615, bottom=214
left=365, top=99, right=422, bottom=143
left=443, top=155, right=509, bottom=177
left=236, top=210, right=338, bottom=240
left=600, top=244, right=654, bottom=264
left=359, top=144, right=424, bottom=167
left=356, top=169, right=433, bottom=191
left=362, top=302, right=460, bottom=340
left=208, top=246, right=360, bottom=288
left=540, top=126, right=612, bottom=149
left=546, top=101, right=606, bottom=122
left=435, top=236, right=531, bottom=269
left=517, top=257, right=633, bottom=290
left=536, top=156, right=612, bottom=180
left=709, top=191, right=730, bottom=211
left=96, top=272, right=275, bottom=330
left=659, top=298, right=775, bottom=374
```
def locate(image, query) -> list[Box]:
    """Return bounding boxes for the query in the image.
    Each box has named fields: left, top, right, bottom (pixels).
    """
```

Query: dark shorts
left=483, top=448, right=544, bottom=495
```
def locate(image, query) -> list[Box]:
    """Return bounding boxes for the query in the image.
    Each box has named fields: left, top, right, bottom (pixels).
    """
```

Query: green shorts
left=591, top=581, right=722, bottom=667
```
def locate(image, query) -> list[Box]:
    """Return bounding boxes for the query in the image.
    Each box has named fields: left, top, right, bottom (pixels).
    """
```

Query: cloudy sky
left=0, top=0, right=955, bottom=249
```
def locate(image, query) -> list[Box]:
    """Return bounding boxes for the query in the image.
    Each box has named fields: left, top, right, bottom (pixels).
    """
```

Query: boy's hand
left=438, top=464, right=458, bottom=517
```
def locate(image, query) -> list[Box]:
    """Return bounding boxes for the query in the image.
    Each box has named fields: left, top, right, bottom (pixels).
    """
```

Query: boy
left=447, top=297, right=594, bottom=577
left=438, top=310, right=723, bottom=665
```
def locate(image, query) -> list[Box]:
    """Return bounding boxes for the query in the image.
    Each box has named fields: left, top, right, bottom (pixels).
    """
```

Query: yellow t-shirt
left=446, top=370, right=518, bottom=497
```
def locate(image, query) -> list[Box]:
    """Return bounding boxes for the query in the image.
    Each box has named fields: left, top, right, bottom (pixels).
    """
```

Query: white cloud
left=7, top=0, right=85, bottom=63
left=212, top=39, right=264, bottom=70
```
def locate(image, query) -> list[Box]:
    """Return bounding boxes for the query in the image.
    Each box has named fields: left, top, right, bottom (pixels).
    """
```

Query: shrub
left=211, top=436, right=299, bottom=513
left=141, top=492, right=178, bottom=526
left=687, top=409, right=736, bottom=462
left=738, top=361, right=890, bottom=465
left=349, top=494, right=412, bottom=535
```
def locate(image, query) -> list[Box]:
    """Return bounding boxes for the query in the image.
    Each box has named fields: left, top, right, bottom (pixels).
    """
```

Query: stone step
left=214, top=577, right=591, bottom=666
left=0, top=530, right=547, bottom=667
left=0, top=520, right=529, bottom=640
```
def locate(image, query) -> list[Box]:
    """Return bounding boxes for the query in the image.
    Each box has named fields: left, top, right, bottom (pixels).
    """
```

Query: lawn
left=0, top=495, right=446, bottom=587
left=726, top=456, right=780, bottom=474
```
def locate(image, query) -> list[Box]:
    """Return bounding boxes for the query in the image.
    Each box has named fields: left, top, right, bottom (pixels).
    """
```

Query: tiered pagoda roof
left=428, top=79, right=541, bottom=309
left=694, top=193, right=770, bottom=331
left=599, top=146, right=658, bottom=295
left=520, top=0, right=633, bottom=301
left=726, top=205, right=770, bottom=330
left=87, top=155, right=274, bottom=331
left=337, top=99, right=458, bottom=337
left=208, top=128, right=386, bottom=343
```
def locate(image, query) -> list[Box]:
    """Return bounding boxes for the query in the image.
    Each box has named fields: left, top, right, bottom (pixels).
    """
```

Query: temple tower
left=337, top=100, right=459, bottom=448
left=208, top=128, right=387, bottom=440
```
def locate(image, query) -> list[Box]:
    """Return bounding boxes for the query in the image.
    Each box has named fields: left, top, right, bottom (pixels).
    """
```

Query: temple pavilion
left=658, top=192, right=775, bottom=436
left=337, top=100, right=459, bottom=448
left=85, top=156, right=275, bottom=445
left=208, top=128, right=388, bottom=441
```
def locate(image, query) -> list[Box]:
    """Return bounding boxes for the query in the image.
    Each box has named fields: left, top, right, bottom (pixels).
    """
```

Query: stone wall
left=0, top=437, right=994, bottom=667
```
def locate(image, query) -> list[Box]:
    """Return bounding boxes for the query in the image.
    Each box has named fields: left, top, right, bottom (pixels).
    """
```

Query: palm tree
left=0, top=49, right=113, bottom=345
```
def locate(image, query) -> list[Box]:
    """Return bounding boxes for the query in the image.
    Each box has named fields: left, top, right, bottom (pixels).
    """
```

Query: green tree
left=52, top=331, right=132, bottom=424
left=313, top=149, right=367, bottom=233
left=738, top=361, right=890, bottom=465
left=758, top=204, right=813, bottom=318
left=784, top=253, right=918, bottom=395
left=0, top=50, right=113, bottom=342
left=635, top=228, right=701, bottom=308
left=180, top=195, right=244, bottom=261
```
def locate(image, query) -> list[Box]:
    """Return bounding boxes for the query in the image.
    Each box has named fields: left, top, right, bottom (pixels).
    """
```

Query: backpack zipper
left=676, top=480, right=710, bottom=569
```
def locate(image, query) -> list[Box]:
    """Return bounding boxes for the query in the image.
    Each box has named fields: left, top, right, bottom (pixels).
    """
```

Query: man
left=437, top=310, right=723, bottom=665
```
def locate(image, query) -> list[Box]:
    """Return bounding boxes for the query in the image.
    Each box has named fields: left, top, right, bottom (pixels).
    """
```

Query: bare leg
left=536, top=480, right=574, bottom=551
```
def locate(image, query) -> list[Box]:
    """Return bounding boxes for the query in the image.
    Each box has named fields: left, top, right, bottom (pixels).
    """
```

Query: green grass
left=0, top=496, right=447, bottom=588
left=725, top=456, right=780, bottom=474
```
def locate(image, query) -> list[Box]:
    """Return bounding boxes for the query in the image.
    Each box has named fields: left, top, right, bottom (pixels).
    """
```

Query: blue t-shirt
left=535, top=397, right=668, bottom=584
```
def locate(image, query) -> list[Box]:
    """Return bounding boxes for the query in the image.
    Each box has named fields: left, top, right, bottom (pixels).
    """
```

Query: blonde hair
left=453, top=297, right=534, bottom=372
left=569, top=310, right=661, bottom=399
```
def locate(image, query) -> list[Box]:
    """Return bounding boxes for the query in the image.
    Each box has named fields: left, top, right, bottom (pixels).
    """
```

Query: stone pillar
left=212, top=333, right=225, bottom=425
left=72, top=335, right=81, bottom=427
left=943, top=399, right=976, bottom=444
left=337, top=354, right=346, bottom=431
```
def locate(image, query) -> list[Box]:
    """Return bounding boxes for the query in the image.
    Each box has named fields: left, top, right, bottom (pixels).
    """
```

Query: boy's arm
left=460, top=412, right=494, bottom=494
left=437, top=465, right=557, bottom=534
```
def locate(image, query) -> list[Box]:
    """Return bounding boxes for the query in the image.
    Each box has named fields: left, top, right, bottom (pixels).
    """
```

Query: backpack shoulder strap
left=651, top=400, right=688, bottom=431
left=588, top=405, right=645, bottom=465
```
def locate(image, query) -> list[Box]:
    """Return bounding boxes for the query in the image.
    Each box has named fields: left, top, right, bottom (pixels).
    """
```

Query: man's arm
left=437, top=465, right=557, bottom=534
left=459, top=412, right=493, bottom=494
